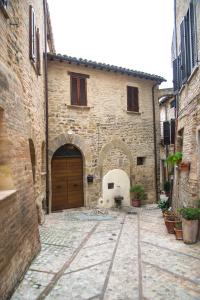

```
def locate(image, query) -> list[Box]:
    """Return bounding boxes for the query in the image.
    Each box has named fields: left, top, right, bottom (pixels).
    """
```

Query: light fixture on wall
left=67, top=128, right=73, bottom=142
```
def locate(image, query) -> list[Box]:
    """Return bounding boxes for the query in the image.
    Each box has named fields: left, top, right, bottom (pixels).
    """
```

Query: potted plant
left=157, top=198, right=169, bottom=216
left=164, top=212, right=177, bottom=234
left=174, top=221, right=183, bottom=240
left=165, top=151, right=182, bottom=167
left=130, top=185, right=147, bottom=207
left=179, top=207, right=200, bottom=244
left=179, top=161, right=190, bottom=172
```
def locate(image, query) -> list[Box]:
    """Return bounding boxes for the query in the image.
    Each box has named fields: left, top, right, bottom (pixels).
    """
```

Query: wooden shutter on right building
left=189, top=0, right=197, bottom=69
left=180, top=20, right=187, bottom=84
left=170, top=119, right=175, bottom=144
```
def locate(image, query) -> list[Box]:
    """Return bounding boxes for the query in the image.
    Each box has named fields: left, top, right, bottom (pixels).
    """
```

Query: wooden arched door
left=51, top=144, right=84, bottom=211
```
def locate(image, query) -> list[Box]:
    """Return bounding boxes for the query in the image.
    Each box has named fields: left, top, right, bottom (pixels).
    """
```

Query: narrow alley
left=11, top=207, right=200, bottom=300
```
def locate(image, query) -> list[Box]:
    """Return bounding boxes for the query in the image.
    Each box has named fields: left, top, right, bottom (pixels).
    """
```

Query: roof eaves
left=47, top=53, right=166, bottom=83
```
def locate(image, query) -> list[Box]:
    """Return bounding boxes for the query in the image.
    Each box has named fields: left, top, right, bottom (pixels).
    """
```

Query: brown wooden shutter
left=170, top=119, right=175, bottom=145
left=127, top=86, right=139, bottom=112
left=180, top=20, right=187, bottom=83
left=79, top=78, right=87, bottom=106
left=133, top=87, right=139, bottom=112
left=36, top=28, right=41, bottom=75
left=189, top=0, right=197, bottom=68
left=71, top=77, right=78, bottom=105
left=29, top=6, right=35, bottom=61
left=163, top=121, right=170, bottom=145
left=127, top=86, right=132, bottom=111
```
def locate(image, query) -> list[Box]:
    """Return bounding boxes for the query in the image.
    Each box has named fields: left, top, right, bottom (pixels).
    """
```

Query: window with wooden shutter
left=69, top=72, right=89, bottom=106
left=36, top=28, right=41, bottom=75
left=189, top=0, right=197, bottom=69
left=180, top=20, right=187, bottom=84
left=173, top=58, right=179, bottom=93
left=127, top=86, right=139, bottom=112
left=0, top=0, right=9, bottom=18
left=163, top=121, right=170, bottom=145
left=29, top=5, right=36, bottom=61
left=170, top=119, right=175, bottom=145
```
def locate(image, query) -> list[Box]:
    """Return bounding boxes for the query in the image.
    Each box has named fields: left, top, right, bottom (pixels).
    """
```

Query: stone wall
left=48, top=60, right=161, bottom=208
left=0, top=1, right=48, bottom=298
left=173, top=0, right=200, bottom=209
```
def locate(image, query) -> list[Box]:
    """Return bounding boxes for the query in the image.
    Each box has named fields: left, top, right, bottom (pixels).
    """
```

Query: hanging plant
left=165, top=151, right=183, bottom=167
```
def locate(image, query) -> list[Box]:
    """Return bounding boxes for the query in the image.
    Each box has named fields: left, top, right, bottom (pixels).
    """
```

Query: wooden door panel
left=52, top=155, right=84, bottom=210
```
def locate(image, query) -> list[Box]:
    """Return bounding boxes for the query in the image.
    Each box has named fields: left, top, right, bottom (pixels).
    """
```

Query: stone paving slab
left=30, top=244, right=76, bottom=273
left=11, top=207, right=200, bottom=300
left=142, top=262, right=200, bottom=300
left=66, top=242, right=115, bottom=272
left=10, top=270, right=54, bottom=300
left=46, top=262, right=110, bottom=300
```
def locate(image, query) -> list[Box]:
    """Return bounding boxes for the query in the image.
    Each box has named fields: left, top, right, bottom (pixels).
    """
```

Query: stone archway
left=98, top=139, right=133, bottom=178
left=51, top=144, right=84, bottom=211
left=48, top=133, right=92, bottom=211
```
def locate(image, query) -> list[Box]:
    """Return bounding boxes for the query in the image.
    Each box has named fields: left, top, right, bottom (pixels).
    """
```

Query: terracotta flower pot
left=132, top=199, right=141, bottom=207
left=174, top=228, right=183, bottom=240
left=165, top=217, right=176, bottom=234
left=179, top=162, right=190, bottom=172
left=182, top=219, right=199, bottom=244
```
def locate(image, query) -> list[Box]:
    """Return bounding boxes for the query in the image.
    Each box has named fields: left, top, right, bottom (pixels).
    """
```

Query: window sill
left=126, top=111, right=141, bottom=115
left=0, top=4, right=9, bottom=19
left=187, top=65, right=199, bottom=84
left=178, top=65, right=199, bottom=95
left=67, top=105, right=92, bottom=110
left=0, top=189, right=17, bottom=202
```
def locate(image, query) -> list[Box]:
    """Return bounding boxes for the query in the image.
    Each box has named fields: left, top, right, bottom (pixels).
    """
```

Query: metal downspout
left=152, top=83, right=159, bottom=203
left=43, top=0, right=49, bottom=214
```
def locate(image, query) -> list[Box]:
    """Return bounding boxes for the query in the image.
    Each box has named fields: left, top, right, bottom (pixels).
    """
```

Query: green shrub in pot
left=179, top=207, right=200, bottom=244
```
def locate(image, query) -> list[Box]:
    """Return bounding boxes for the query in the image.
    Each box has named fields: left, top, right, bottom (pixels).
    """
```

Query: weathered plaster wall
left=48, top=60, right=160, bottom=208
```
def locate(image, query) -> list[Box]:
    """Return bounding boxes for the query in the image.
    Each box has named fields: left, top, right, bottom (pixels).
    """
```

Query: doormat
left=64, top=210, right=116, bottom=221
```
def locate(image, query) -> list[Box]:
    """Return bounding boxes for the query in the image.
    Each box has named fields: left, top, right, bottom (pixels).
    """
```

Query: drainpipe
left=43, top=0, right=49, bottom=214
left=152, top=83, right=159, bottom=203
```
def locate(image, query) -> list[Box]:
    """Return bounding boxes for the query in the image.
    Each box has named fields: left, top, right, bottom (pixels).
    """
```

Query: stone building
left=172, top=0, right=200, bottom=208
left=159, top=88, right=175, bottom=191
left=47, top=54, right=165, bottom=211
left=0, top=1, right=54, bottom=299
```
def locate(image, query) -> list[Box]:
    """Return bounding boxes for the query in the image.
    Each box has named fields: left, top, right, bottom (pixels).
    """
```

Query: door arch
left=51, top=144, right=84, bottom=211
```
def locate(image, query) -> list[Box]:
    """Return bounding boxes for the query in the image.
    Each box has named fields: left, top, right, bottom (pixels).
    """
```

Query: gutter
left=43, top=0, right=49, bottom=214
left=152, top=83, right=159, bottom=203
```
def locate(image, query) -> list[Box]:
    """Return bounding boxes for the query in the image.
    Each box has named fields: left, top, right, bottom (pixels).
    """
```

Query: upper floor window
left=173, top=0, right=197, bottom=92
left=127, top=86, right=139, bottom=112
left=29, top=6, right=36, bottom=61
left=0, top=0, right=9, bottom=18
left=68, top=72, right=89, bottom=106
left=29, top=6, right=41, bottom=75
left=1, top=0, right=8, bottom=7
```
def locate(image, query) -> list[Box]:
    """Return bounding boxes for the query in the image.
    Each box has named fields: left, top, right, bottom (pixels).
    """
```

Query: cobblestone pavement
left=11, top=207, right=200, bottom=300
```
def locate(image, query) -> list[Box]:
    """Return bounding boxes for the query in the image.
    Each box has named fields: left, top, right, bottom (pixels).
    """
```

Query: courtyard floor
left=11, top=206, right=200, bottom=300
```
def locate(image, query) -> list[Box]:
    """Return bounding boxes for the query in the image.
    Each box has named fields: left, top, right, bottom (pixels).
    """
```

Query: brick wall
left=0, top=1, right=47, bottom=298
left=173, top=0, right=200, bottom=208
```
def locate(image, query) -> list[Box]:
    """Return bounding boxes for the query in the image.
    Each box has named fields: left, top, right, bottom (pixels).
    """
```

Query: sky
left=48, top=0, right=174, bottom=88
